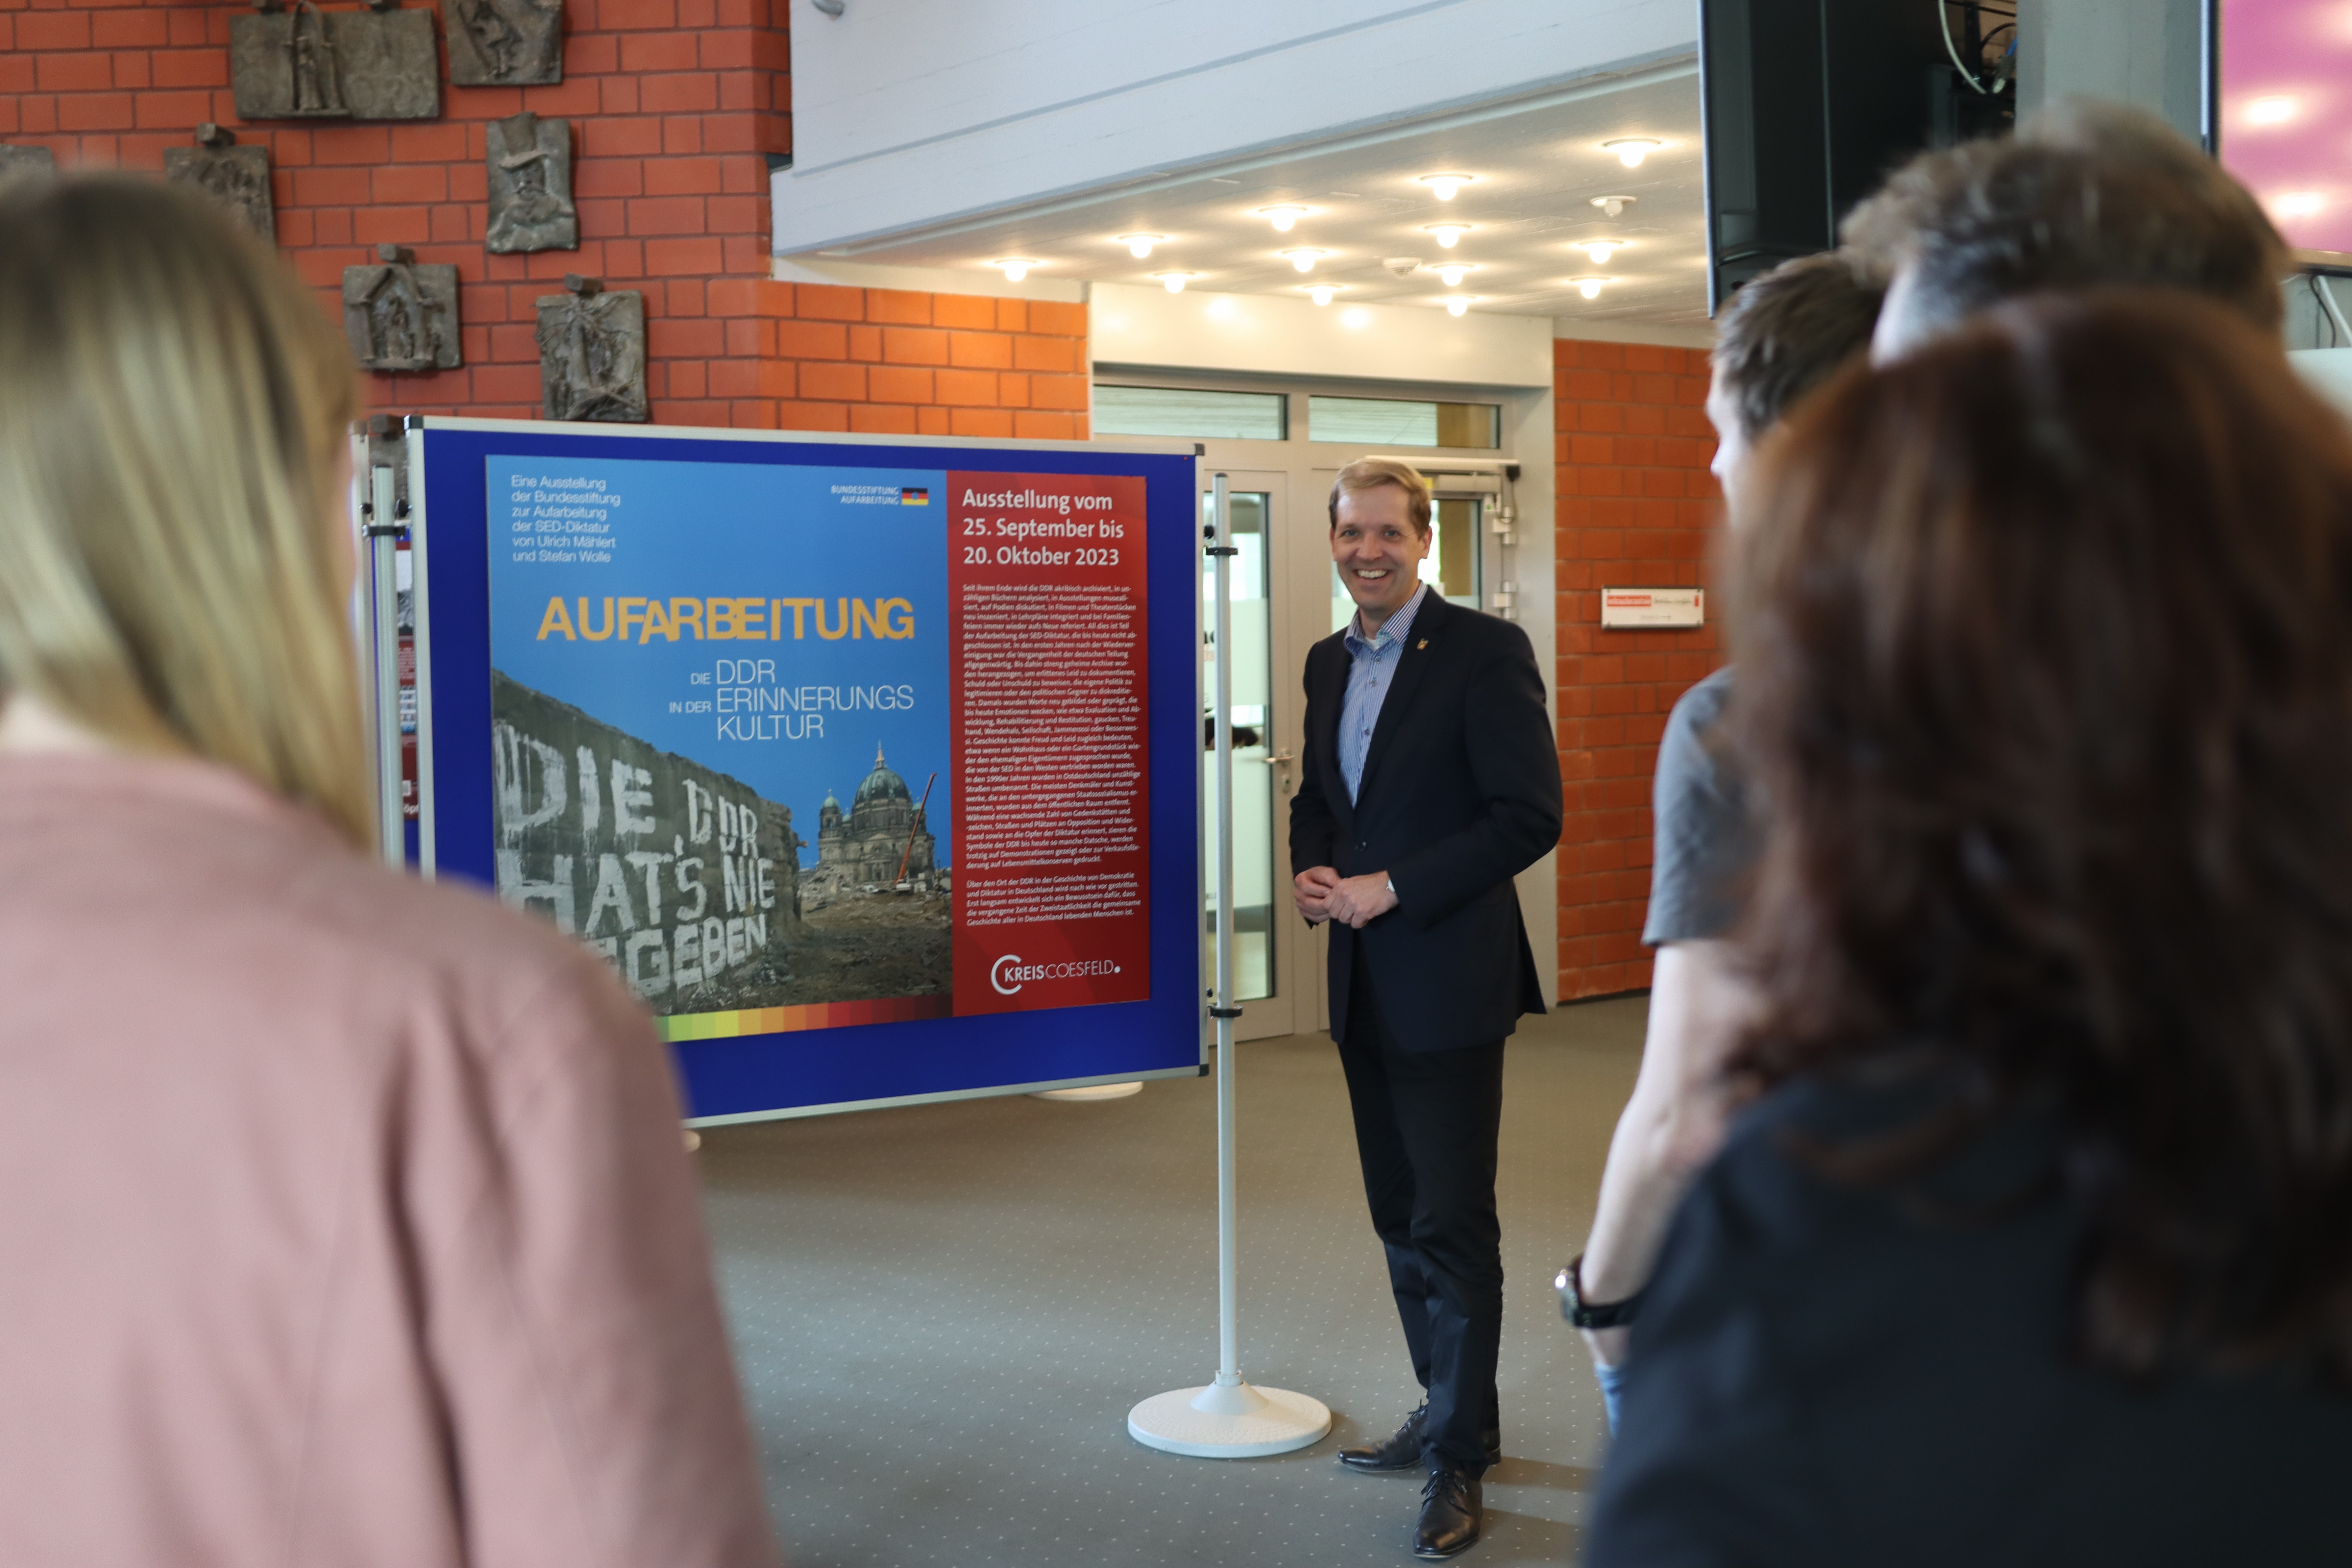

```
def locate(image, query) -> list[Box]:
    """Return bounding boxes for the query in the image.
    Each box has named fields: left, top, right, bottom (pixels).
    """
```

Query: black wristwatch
left=1555, top=1254, right=1643, bottom=1330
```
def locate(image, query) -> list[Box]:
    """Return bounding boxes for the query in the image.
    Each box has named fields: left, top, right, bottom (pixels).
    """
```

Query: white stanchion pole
left=367, top=464, right=406, bottom=867
left=1127, top=471, right=1331, bottom=1459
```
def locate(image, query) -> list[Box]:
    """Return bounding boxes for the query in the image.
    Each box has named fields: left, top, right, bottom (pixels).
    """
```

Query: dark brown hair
left=1845, top=101, right=2287, bottom=342
left=1711, top=251, right=1883, bottom=441
left=1731, top=290, right=2352, bottom=1378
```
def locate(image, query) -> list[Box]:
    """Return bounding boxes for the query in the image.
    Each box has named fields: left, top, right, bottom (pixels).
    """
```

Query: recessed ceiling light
left=1569, top=275, right=1611, bottom=299
left=1444, top=295, right=1479, bottom=317
left=1436, top=262, right=1476, bottom=287
left=1603, top=138, right=1663, bottom=168
left=2247, top=95, right=2298, bottom=126
left=1304, top=284, right=1343, bottom=306
left=1422, top=223, right=1472, bottom=249
left=1280, top=248, right=1328, bottom=273
left=991, top=259, right=1039, bottom=282
left=1419, top=173, right=1476, bottom=201
left=2274, top=191, right=2326, bottom=219
left=1152, top=271, right=1197, bottom=293
left=1119, top=234, right=1164, bottom=259
left=1581, top=241, right=1626, bottom=264
left=1257, top=205, right=1308, bottom=232
left=1591, top=195, right=1637, bottom=218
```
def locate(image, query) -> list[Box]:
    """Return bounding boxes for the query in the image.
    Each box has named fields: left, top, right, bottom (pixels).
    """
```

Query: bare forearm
left=1576, top=940, right=1757, bottom=1363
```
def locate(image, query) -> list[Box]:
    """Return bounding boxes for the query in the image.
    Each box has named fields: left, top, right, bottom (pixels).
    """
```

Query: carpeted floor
left=696, top=994, right=1647, bottom=1567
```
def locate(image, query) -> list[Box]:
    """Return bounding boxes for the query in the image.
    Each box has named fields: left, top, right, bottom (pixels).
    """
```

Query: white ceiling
left=789, top=58, right=1711, bottom=333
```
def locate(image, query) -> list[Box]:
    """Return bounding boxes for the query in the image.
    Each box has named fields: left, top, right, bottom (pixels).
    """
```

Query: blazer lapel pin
left=1417, top=638, right=1428, bottom=650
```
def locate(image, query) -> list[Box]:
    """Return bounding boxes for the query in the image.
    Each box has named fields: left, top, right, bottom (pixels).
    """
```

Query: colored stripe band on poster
left=658, top=994, right=953, bottom=1042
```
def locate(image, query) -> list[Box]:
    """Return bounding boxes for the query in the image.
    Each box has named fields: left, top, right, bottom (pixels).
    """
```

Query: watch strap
left=1557, top=1254, right=1643, bottom=1330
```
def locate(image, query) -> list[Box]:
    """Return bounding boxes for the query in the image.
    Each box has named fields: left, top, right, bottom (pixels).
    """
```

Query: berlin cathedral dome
left=806, top=745, right=938, bottom=901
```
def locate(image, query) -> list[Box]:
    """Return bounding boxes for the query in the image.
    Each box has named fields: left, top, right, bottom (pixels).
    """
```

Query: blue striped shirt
left=1337, top=582, right=1430, bottom=804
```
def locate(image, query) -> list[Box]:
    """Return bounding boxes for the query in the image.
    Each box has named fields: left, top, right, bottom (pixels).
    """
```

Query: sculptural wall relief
left=164, top=125, right=276, bottom=241
left=230, top=0, right=440, bottom=122
left=344, top=244, right=463, bottom=372
left=537, top=276, right=648, bottom=423
left=448, top=0, right=564, bottom=86
left=487, top=112, right=579, bottom=254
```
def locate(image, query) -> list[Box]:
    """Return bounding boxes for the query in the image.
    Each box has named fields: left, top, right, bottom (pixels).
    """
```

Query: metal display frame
left=359, top=415, right=1209, bottom=1124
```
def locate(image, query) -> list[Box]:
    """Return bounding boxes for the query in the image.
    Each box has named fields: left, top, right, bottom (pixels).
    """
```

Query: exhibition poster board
left=398, top=418, right=1203, bottom=1123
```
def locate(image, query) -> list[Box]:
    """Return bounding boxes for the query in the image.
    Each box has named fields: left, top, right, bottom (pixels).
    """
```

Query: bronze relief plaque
left=486, top=111, right=578, bottom=254
left=230, top=1, right=440, bottom=122
left=164, top=126, right=275, bottom=242
left=0, top=145, right=57, bottom=179
left=344, top=244, right=461, bottom=372
left=537, top=277, right=648, bottom=422
left=447, top=0, right=563, bottom=86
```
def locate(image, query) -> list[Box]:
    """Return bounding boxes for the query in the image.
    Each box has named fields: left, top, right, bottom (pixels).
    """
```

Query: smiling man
left=1291, top=458, right=1562, bottom=1561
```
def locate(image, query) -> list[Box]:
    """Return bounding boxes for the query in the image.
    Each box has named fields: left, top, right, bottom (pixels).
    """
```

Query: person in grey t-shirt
left=1567, top=254, right=1883, bottom=1427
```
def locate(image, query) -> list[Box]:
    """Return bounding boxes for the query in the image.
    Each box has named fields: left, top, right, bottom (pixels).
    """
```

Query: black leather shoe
left=1339, top=1404, right=1428, bottom=1471
left=1341, top=1405, right=1506, bottom=1472
left=1413, top=1464, right=1483, bottom=1559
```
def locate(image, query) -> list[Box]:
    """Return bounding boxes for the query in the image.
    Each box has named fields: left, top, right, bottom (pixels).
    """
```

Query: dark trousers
left=1337, top=961, right=1506, bottom=1475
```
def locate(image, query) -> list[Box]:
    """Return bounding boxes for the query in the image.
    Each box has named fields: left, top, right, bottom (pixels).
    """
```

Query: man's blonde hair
left=0, top=176, right=370, bottom=846
left=1328, top=457, right=1432, bottom=534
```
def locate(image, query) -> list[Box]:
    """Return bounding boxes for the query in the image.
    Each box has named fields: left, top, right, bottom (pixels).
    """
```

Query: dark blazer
left=1289, top=592, right=1562, bottom=1052
left=1586, top=1068, right=2352, bottom=1566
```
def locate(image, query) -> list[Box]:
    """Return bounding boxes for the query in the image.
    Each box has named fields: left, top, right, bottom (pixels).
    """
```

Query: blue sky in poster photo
left=487, top=453, right=953, bottom=866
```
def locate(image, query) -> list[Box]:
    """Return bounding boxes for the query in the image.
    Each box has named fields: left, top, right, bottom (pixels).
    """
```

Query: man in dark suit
left=1290, top=458, right=1563, bottom=1561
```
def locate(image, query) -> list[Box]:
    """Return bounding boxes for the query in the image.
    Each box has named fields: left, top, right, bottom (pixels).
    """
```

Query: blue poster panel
left=408, top=419, right=1202, bottom=1122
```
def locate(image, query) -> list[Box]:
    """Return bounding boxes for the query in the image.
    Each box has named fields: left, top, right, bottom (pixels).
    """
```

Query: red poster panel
left=948, top=472, right=1152, bottom=1017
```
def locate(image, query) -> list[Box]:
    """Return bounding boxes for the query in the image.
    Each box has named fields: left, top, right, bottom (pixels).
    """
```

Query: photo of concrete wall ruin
left=492, top=671, right=950, bottom=1014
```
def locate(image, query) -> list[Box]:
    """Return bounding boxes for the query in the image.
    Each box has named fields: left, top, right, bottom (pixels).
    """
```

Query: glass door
left=1201, top=471, right=1297, bottom=1040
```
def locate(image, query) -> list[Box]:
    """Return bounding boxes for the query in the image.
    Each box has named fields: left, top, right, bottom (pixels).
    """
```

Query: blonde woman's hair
left=1327, top=457, right=1432, bottom=534
left=0, top=175, right=369, bottom=846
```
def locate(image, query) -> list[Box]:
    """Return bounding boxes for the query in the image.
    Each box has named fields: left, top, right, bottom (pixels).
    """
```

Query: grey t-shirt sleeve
left=1642, top=666, right=1758, bottom=947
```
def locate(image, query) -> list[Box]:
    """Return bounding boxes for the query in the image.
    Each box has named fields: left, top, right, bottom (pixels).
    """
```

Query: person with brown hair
left=1846, top=99, right=2289, bottom=358
left=0, top=176, right=780, bottom=1565
left=1563, top=254, right=1882, bottom=1431
left=1583, top=290, right=2352, bottom=1564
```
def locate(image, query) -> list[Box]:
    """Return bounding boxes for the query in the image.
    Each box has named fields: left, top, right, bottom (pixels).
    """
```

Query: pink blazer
left=0, top=753, right=782, bottom=1567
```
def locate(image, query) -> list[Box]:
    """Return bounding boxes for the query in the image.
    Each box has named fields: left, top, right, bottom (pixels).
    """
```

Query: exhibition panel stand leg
left=364, top=458, right=407, bottom=866
left=1127, top=473, right=1331, bottom=1459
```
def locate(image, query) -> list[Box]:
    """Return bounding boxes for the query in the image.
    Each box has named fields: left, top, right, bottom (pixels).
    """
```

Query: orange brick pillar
left=1552, top=338, right=1722, bottom=1001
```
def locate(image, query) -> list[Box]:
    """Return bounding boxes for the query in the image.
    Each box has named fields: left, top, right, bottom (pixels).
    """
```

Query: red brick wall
left=707, top=281, right=1092, bottom=438
left=1552, top=338, right=1722, bottom=1001
left=0, top=0, right=900, bottom=427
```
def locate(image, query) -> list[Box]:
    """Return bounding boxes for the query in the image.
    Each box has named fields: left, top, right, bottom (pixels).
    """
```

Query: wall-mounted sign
left=1600, top=587, right=1704, bottom=628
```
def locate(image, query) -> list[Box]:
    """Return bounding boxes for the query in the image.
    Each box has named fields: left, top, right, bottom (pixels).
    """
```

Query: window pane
left=1308, top=395, right=1499, bottom=449
left=1095, top=385, right=1286, bottom=440
left=1202, top=490, right=1276, bottom=1001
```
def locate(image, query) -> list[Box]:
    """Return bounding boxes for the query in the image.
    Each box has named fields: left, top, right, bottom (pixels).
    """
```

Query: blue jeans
left=1595, top=1356, right=1629, bottom=1434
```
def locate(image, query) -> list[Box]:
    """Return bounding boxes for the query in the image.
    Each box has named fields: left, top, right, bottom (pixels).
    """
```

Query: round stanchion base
left=1127, top=1379, right=1332, bottom=1458
left=1029, top=1082, right=1144, bottom=1102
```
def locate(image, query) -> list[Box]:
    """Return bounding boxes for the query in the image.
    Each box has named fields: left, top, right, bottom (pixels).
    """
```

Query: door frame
left=1117, top=369, right=1553, bottom=1036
